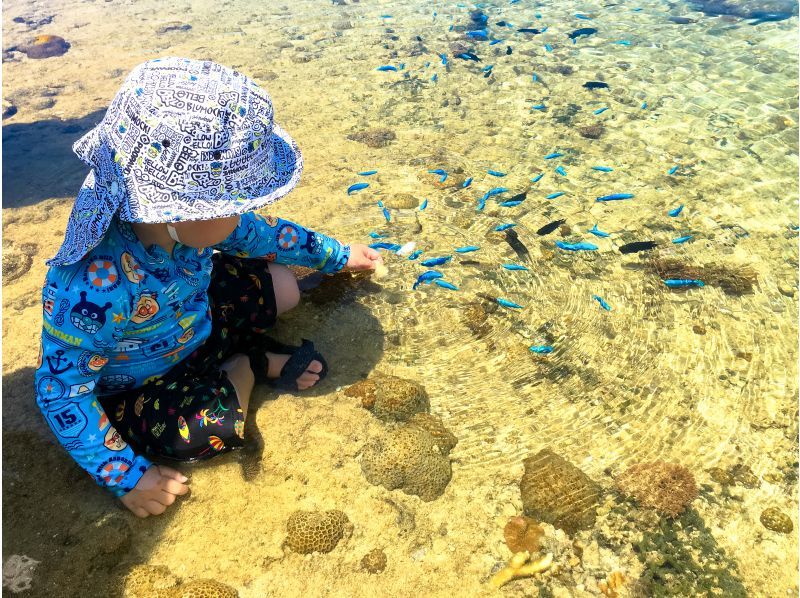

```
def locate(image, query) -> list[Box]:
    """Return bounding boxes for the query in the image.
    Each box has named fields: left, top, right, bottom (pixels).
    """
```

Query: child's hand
left=344, top=243, right=383, bottom=271
left=120, top=464, right=190, bottom=518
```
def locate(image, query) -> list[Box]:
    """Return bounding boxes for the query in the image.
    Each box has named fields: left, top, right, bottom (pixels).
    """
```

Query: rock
left=361, top=548, right=387, bottom=573
left=708, top=467, right=734, bottom=486
left=693, top=323, right=707, bottom=335
left=616, top=461, right=698, bottom=518
left=578, top=123, right=605, bottom=139
left=156, top=22, right=192, bottom=34
left=2, top=242, right=36, bottom=282
left=347, top=374, right=429, bottom=422
left=11, top=15, right=54, bottom=29
left=18, top=34, right=69, bottom=58
left=347, top=128, right=396, bottom=148
left=406, top=413, right=457, bottom=455
left=383, top=194, right=419, bottom=210
left=332, top=20, right=353, bottom=30
left=3, top=99, right=17, bottom=119
left=285, top=510, right=352, bottom=554
left=731, top=464, right=760, bottom=488
left=361, top=425, right=451, bottom=501
left=760, top=507, right=793, bottom=533
left=519, top=449, right=601, bottom=534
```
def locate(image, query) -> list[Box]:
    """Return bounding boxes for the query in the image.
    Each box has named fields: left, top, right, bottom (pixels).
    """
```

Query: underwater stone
left=578, top=123, right=605, bottom=139
left=383, top=193, right=420, bottom=210
left=406, top=413, right=458, bottom=455
left=156, top=22, right=192, bottom=34
left=503, top=516, right=544, bottom=554
left=347, top=128, right=396, bottom=148
left=520, top=449, right=601, bottom=534
left=349, top=374, right=429, bottom=422
left=18, top=34, right=69, bottom=58
left=760, top=508, right=793, bottom=533
left=361, top=425, right=452, bottom=501
left=616, top=461, right=698, bottom=518
left=707, top=467, right=734, bottom=485
left=285, top=510, right=352, bottom=554
left=2, top=242, right=35, bottom=282
left=2, top=99, right=17, bottom=119
left=361, top=548, right=388, bottom=573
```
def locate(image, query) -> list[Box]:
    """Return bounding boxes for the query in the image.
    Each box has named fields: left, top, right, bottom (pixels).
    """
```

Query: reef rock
left=361, top=425, right=451, bottom=501
left=174, top=580, right=238, bottom=597
left=406, top=413, right=457, bottom=455
left=616, top=461, right=698, bottom=518
left=285, top=510, right=352, bottom=554
left=347, top=128, right=396, bottom=148
left=519, top=449, right=601, bottom=534
left=361, top=548, right=388, bottom=573
left=383, top=193, right=420, bottom=210
left=18, top=34, right=69, bottom=58
left=123, top=565, right=179, bottom=597
left=347, top=374, right=429, bottom=422
left=760, top=507, right=793, bottom=534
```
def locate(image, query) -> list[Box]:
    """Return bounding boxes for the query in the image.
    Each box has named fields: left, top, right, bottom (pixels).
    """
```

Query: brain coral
left=520, top=449, right=601, bottom=534
left=361, top=548, right=388, bottom=574
left=406, top=413, right=458, bottom=455
left=174, top=580, right=239, bottom=598
left=361, top=425, right=451, bottom=501
left=347, top=374, right=430, bottom=422
left=123, top=566, right=238, bottom=598
left=503, top=516, right=544, bottom=554
left=285, top=510, right=352, bottom=554
left=616, top=461, right=698, bottom=518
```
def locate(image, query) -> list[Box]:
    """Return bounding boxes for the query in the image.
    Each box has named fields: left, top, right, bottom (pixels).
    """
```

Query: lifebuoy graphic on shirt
left=277, top=224, right=299, bottom=250
left=70, top=292, right=112, bottom=334
left=83, top=256, right=121, bottom=292
left=95, top=456, right=132, bottom=487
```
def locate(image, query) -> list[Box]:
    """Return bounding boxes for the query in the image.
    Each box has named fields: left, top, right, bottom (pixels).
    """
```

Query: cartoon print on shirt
left=131, top=292, right=160, bottom=324
left=46, top=349, right=74, bottom=375
left=70, top=292, right=112, bottom=334
left=104, top=426, right=128, bottom=451
left=120, top=251, right=145, bottom=284
left=277, top=224, right=299, bottom=250
left=83, top=256, right=121, bottom=293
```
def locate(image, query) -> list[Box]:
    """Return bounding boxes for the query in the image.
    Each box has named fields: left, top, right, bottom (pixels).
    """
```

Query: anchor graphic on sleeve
left=46, top=349, right=74, bottom=374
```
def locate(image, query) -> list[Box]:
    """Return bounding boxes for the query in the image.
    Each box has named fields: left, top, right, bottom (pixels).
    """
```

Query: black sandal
left=250, top=337, right=329, bottom=391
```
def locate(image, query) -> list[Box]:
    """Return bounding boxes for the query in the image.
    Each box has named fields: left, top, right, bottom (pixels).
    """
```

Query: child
left=34, top=57, right=383, bottom=518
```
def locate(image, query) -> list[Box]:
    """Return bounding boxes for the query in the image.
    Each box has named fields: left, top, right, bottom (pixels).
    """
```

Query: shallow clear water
left=2, top=0, right=798, bottom=596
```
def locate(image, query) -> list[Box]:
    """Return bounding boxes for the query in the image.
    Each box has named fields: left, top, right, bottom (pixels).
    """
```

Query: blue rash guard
left=34, top=211, right=350, bottom=497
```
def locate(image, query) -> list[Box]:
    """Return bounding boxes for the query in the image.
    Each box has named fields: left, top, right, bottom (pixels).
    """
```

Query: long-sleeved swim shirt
left=34, top=211, right=350, bottom=497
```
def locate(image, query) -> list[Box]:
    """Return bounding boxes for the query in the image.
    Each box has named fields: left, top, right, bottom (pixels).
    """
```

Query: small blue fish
left=455, top=246, right=480, bottom=253
left=382, top=207, right=391, bottom=222
left=529, top=345, right=553, bottom=354
left=546, top=192, right=565, bottom=199
left=376, top=65, right=398, bottom=72
left=408, top=249, right=423, bottom=260
left=482, top=65, right=494, bottom=73
left=431, top=74, right=438, bottom=83
left=358, top=170, right=378, bottom=176
left=588, top=224, right=611, bottom=238
left=672, top=235, right=693, bottom=244
left=456, top=52, right=481, bottom=61
left=487, top=169, right=506, bottom=177
left=368, top=232, right=384, bottom=239
left=419, top=198, right=428, bottom=210
left=477, top=197, right=487, bottom=211
left=592, top=166, right=613, bottom=172
left=439, top=53, right=448, bottom=65
left=502, top=264, right=528, bottom=270
left=592, top=295, right=612, bottom=311
left=489, top=39, right=504, bottom=45
left=424, top=61, right=431, bottom=67
left=668, top=165, right=679, bottom=175
left=463, top=177, right=473, bottom=188
left=544, top=152, right=563, bottom=159
left=532, top=73, right=538, bottom=82
left=369, top=242, right=402, bottom=251
left=555, top=165, right=567, bottom=176
left=467, top=29, right=488, bottom=40
left=641, top=102, right=647, bottom=109
left=556, top=240, right=599, bottom=251
left=428, top=168, right=447, bottom=176
left=420, top=256, right=452, bottom=267
left=484, top=187, right=509, bottom=199
left=434, top=280, right=459, bottom=290
left=596, top=193, right=634, bottom=202
left=593, top=107, right=609, bottom=115
left=544, top=43, right=553, bottom=52
left=348, top=182, right=369, bottom=195
left=530, top=173, right=545, bottom=183
left=576, top=13, right=592, bottom=19
left=668, top=204, right=684, bottom=217
left=497, top=298, right=524, bottom=309
left=663, top=279, right=704, bottom=288
left=532, top=104, right=546, bottom=110
left=499, top=200, right=523, bottom=207
left=413, top=270, right=443, bottom=290
left=495, top=223, right=516, bottom=231
left=615, top=40, right=632, bottom=45
left=377, top=200, right=384, bottom=207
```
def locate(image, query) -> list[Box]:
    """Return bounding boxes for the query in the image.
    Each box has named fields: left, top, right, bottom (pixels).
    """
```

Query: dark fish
left=536, top=218, right=566, bottom=236
left=496, top=20, right=507, bottom=26
left=505, top=228, right=530, bottom=262
left=456, top=52, right=481, bottom=62
left=518, top=28, right=543, bottom=34
left=619, top=241, right=657, bottom=254
left=568, top=27, right=598, bottom=40
left=667, top=16, right=697, bottom=24
left=508, top=191, right=527, bottom=202
left=506, top=45, right=512, bottom=55
left=749, top=11, right=794, bottom=25
left=583, top=81, right=609, bottom=90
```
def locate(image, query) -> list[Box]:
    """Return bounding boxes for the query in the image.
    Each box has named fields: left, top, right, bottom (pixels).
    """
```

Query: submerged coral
left=361, top=548, right=388, bottom=574
left=406, top=413, right=458, bottom=455
left=347, top=128, right=397, bottom=148
left=348, top=374, right=430, bottom=422
left=616, top=461, right=698, bottom=518
left=361, top=425, right=451, bottom=501
left=285, top=510, right=352, bottom=554
left=18, top=34, right=70, bottom=58
left=175, top=580, right=239, bottom=598
left=489, top=551, right=553, bottom=588
left=503, top=516, right=544, bottom=554
left=760, top=507, right=793, bottom=533
left=122, top=565, right=238, bottom=597
left=519, top=449, right=601, bottom=534
left=649, top=256, right=757, bottom=295
left=2, top=555, right=40, bottom=594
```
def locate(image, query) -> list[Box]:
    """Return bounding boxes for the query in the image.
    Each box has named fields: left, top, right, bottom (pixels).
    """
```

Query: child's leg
left=220, top=353, right=255, bottom=415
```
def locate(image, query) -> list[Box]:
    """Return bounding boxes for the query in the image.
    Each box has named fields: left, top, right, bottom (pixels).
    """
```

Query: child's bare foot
left=264, top=352, right=323, bottom=390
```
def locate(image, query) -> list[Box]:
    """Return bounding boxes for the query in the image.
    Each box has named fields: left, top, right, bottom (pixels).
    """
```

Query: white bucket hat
left=48, top=56, right=303, bottom=266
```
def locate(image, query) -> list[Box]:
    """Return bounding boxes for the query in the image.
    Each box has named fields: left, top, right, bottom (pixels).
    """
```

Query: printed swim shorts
left=98, top=253, right=278, bottom=462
